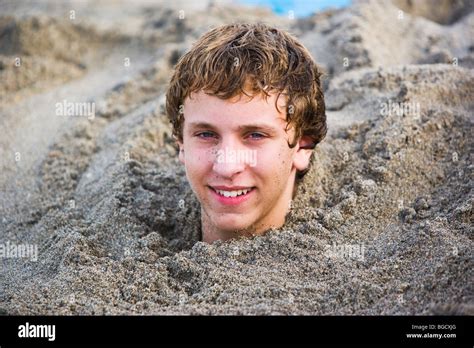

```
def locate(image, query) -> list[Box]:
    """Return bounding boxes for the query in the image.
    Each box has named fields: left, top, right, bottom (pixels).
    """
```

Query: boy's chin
left=207, top=212, right=255, bottom=233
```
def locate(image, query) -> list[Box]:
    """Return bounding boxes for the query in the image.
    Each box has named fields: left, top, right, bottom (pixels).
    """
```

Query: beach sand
left=0, top=0, right=472, bottom=315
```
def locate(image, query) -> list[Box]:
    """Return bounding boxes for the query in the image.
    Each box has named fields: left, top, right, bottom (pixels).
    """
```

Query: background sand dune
left=0, top=0, right=472, bottom=315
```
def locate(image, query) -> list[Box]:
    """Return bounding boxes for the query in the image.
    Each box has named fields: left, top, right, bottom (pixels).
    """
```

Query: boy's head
left=166, top=23, right=326, bottom=243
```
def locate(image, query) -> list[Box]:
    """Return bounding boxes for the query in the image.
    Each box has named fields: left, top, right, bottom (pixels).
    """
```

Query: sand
left=0, top=0, right=472, bottom=315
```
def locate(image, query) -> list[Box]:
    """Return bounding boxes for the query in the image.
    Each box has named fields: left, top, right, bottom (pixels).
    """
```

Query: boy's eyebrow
left=237, top=124, right=279, bottom=133
left=187, top=122, right=217, bottom=130
left=187, top=121, right=279, bottom=133
left=189, top=122, right=215, bottom=129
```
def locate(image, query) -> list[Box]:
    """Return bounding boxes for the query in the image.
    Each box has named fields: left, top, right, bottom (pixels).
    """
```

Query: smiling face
left=179, top=90, right=313, bottom=243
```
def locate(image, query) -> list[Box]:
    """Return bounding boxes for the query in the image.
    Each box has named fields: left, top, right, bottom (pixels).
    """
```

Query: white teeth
left=215, top=188, right=251, bottom=198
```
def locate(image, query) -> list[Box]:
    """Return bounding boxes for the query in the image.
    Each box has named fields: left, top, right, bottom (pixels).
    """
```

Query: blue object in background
left=237, top=0, right=351, bottom=17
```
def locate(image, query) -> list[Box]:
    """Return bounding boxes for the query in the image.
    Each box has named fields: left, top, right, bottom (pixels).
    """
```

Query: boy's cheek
left=183, top=150, right=211, bottom=176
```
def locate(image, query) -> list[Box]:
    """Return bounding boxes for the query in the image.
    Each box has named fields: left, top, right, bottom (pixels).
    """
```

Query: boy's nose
left=212, top=145, right=246, bottom=179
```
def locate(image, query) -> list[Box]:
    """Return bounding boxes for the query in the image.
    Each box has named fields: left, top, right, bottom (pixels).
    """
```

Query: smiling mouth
left=209, top=186, right=255, bottom=198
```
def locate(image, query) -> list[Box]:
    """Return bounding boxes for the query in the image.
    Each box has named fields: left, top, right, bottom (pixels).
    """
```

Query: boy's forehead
left=184, top=90, right=288, bottom=119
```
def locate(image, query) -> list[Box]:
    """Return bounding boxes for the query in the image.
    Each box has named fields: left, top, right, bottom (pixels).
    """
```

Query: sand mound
left=0, top=15, right=127, bottom=104
left=0, top=0, right=472, bottom=315
left=298, top=0, right=474, bottom=84
left=2, top=63, right=472, bottom=315
left=392, top=0, right=474, bottom=25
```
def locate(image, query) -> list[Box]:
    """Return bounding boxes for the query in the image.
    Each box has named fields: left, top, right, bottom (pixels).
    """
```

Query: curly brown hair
left=165, top=22, right=327, bottom=183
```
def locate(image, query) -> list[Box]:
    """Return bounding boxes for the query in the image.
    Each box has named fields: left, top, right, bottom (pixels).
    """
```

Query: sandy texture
left=0, top=0, right=472, bottom=315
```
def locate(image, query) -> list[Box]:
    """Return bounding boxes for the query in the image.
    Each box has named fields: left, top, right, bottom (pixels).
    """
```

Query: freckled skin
left=178, top=90, right=313, bottom=243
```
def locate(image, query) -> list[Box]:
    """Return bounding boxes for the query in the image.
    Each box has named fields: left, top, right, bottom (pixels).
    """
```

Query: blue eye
left=196, top=131, right=216, bottom=139
left=248, top=132, right=265, bottom=139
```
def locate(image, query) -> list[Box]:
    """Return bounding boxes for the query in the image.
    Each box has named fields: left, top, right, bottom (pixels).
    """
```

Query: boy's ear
left=293, top=135, right=314, bottom=172
left=178, top=141, right=185, bottom=164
